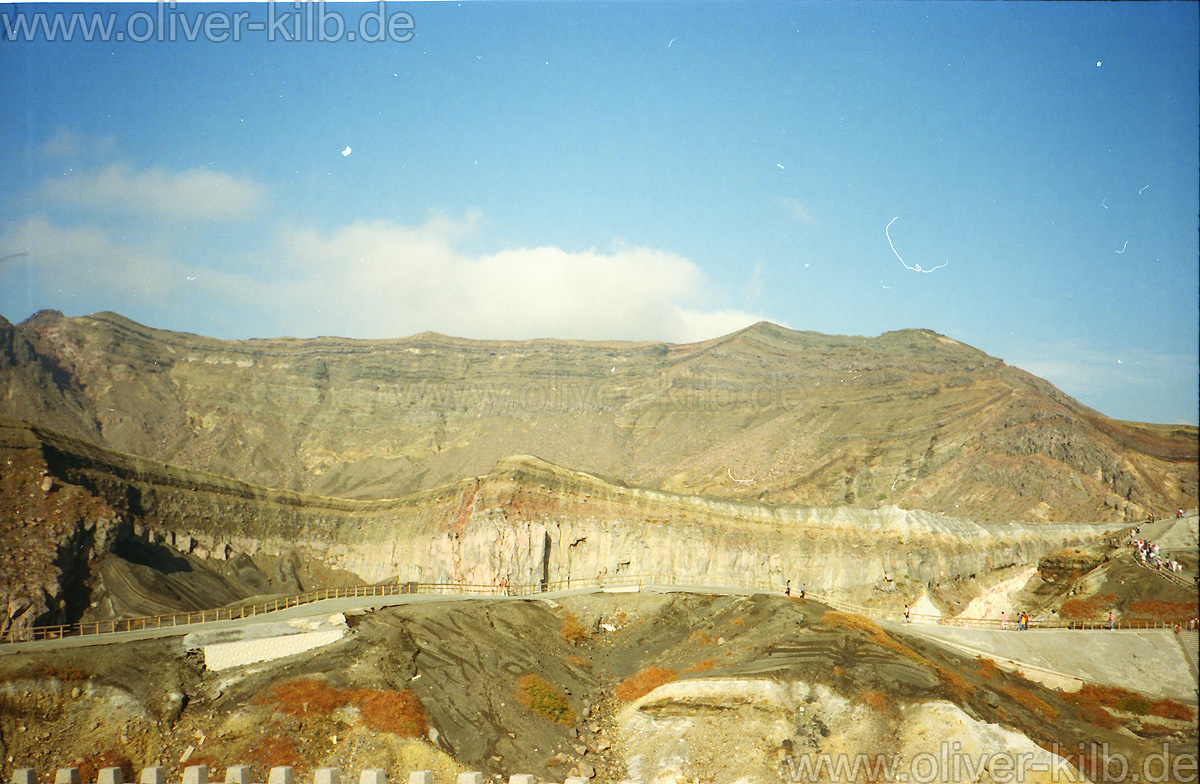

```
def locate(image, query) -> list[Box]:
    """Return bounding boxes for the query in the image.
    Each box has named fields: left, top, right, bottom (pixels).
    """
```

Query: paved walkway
left=884, top=620, right=1199, bottom=703
left=6, top=581, right=1197, bottom=707
left=0, top=583, right=760, bottom=652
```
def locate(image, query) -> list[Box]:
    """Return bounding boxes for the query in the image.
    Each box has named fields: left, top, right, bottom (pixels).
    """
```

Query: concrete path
left=7, top=583, right=1197, bottom=709
left=0, top=583, right=745, bottom=653
left=884, top=620, right=1199, bottom=704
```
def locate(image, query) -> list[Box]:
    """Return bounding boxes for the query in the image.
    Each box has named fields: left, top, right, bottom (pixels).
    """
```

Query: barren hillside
left=2, top=311, right=1195, bottom=522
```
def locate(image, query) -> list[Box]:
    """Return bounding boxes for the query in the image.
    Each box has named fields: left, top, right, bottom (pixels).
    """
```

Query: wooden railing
left=2, top=582, right=417, bottom=643
left=898, top=613, right=1189, bottom=631
left=1131, top=553, right=1194, bottom=589
left=1, top=573, right=1189, bottom=645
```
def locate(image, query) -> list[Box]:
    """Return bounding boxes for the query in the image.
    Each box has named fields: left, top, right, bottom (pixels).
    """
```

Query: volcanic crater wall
left=5, top=311, right=1195, bottom=524
left=53, top=433, right=1117, bottom=598
left=3, top=418, right=1121, bottom=637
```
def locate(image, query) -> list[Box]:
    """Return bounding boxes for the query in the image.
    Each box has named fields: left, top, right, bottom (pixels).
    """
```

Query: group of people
left=1132, top=537, right=1183, bottom=573
left=1000, top=610, right=1031, bottom=631
left=784, top=580, right=805, bottom=599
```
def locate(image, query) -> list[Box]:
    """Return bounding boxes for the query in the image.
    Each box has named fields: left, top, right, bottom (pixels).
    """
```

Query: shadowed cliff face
left=1, top=311, right=1195, bottom=522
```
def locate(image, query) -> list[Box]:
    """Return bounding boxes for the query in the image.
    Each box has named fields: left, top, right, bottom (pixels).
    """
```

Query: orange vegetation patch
left=560, top=612, right=588, bottom=645
left=1075, top=704, right=1119, bottom=730
left=822, top=611, right=926, bottom=664
left=77, top=751, right=135, bottom=784
left=358, top=689, right=427, bottom=736
left=614, top=666, right=678, bottom=701
left=254, top=677, right=427, bottom=737
left=1127, top=600, right=1195, bottom=623
left=28, top=664, right=87, bottom=682
left=257, top=678, right=344, bottom=717
left=1134, top=721, right=1180, bottom=737
left=1066, top=683, right=1195, bottom=722
left=821, top=610, right=879, bottom=634
left=936, top=666, right=976, bottom=702
left=681, top=658, right=718, bottom=674
left=1145, top=697, right=1196, bottom=722
left=249, top=736, right=301, bottom=770
left=688, top=631, right=714, bottom=645
left=856, top=689, right=890, bottom=712
left=998, top=685, right=1058, bottom=721
left=1058, top=594, right=1115, bottom=621
left=975, top=657, right=1002, bottom=681
left=180, top=758, right=219, bottom=778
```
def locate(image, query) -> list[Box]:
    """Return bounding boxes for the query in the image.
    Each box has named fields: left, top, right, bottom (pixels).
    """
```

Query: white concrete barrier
left=202, top=628, right=346, bottom=670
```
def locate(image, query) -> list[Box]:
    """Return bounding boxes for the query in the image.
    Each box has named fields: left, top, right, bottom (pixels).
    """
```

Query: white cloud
left=671, top=307, right=769, bottom=343
left=1010, top=343, right=1185, bottom=391
left=261, top=214, right=766, bottom=342
left=0, top=216, right=262, bottom=323
left=743, top=263, right=764, bottom=302
left=1, top=215, right=193, bottom=303
left=1, top=212, right=766, bottom=344
left=9, top=133, right=765, bottom=343
left=39, top=163, right=266, bottom=220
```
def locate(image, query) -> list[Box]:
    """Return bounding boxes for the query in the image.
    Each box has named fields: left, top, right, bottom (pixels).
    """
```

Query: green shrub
left=516, top=674, right=575, bottom=726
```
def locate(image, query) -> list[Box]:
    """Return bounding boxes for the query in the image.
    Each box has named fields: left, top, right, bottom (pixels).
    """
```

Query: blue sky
left=1, top=2, right=1197, bottom=425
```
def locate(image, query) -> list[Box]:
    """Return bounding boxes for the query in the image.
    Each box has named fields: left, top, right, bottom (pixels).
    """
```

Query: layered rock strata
left=1, top=418, right=1121, bottom=637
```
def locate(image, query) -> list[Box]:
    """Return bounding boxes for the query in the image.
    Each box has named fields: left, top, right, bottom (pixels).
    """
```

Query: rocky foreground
left=0, top=592, right=1194, bottom=783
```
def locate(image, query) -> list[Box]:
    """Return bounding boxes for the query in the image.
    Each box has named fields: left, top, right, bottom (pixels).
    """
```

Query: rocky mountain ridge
left=2, top=310, right=1195, bottom=523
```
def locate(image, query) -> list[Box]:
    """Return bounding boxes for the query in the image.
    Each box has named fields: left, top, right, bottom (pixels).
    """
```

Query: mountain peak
left=0, top=310, right=1193, bottom=521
